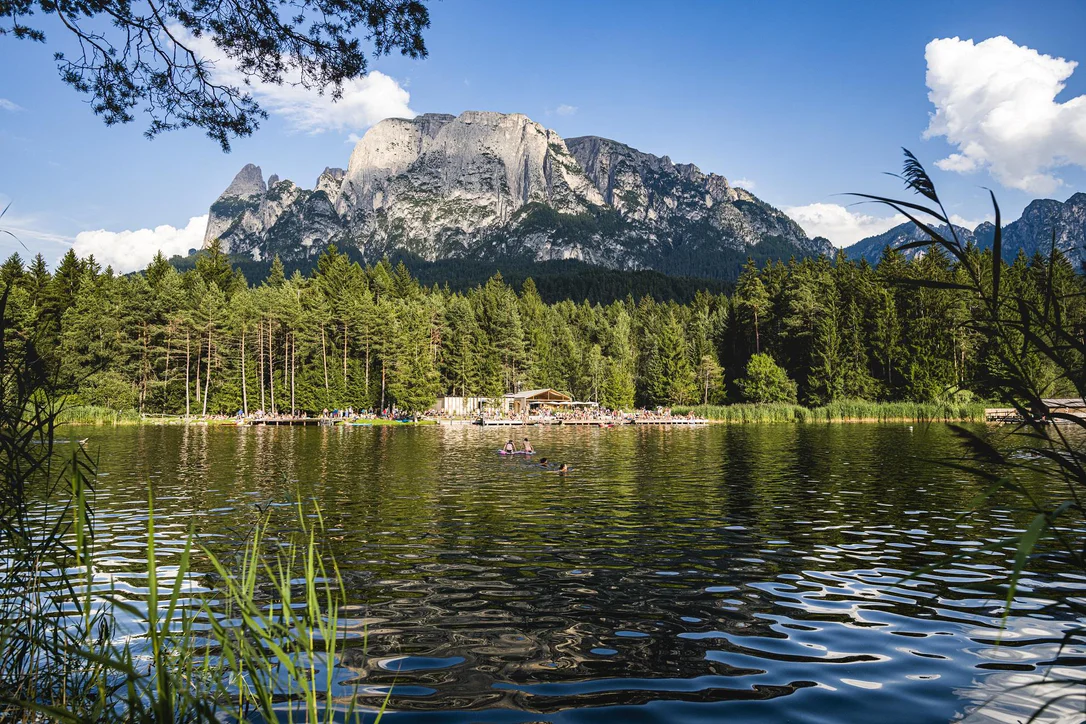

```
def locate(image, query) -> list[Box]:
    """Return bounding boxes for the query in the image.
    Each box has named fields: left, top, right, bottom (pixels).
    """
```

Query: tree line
left=3, top=239, right=1082, bottom=415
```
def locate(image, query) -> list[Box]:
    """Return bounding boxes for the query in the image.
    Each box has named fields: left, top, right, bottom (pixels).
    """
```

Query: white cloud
left=948, top=213, right=991, bottom=230
left=785, top=203, right=905, bottom=247
left=73, top=215, right=208, bottom=273
left=179, top=28, right=414, bottom=134
left=924, top=36, right=1086, bottom=195
left=0, top=99, right=23, bottom=112
left=731, top=177, right=756, bottom=190
left=556, top=104, right=578, bottom=116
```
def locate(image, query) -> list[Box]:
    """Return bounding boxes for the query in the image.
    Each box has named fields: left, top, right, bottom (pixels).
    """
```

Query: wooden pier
left=476, top=417, right=708, bottom=427
left=631, top=418, right=708, bottom=425
left=984, top=408, right=1022, bottom=423
left=246, top=417, right=332, bottom=426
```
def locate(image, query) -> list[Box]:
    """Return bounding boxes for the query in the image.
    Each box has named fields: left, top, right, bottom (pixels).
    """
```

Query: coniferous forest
left=6, top=239, right=1083, bottom=415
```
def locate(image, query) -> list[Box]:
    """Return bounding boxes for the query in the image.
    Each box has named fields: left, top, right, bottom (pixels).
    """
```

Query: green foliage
left=675, top=399, right=986, bottom=423
left=13, top=231, right=1084, bottom=417
left=739, top=353, right=797, bottom=404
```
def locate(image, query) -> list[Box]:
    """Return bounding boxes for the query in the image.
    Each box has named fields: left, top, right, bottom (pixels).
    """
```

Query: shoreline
left=58, top=408, right=988, bottom=427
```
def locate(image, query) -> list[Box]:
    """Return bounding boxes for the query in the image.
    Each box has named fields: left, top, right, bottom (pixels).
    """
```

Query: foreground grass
left=672, top=399, right=987, bottom=423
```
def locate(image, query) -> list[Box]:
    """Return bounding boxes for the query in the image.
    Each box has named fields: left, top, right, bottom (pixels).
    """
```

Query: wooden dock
left=984, top=408, right=1022, bottom=423
left=476, top=417, right=708, bottom=426
left=247, top=417, right=333, bottom=426
left=631, top=418, right=708, bottom=425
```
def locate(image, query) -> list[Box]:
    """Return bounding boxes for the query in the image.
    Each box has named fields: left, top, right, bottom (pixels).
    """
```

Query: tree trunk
left=268, top=321, right=276, bottom=415
left=139, top=324, right=147, bottom=415
left=284, top=332, right=290, bottom=415
left=164, top=330, right=172, bottom=415
left=195, top=338, right=202, bottom=403
left=291, top=332, right=296, bottom=415
left=754, top=309, right=761, bottom=354
left=365, top=339, right=370, bottom=398
left=241, top=326, right=248, bottom=415
left=258, top=320, right=266, bottom=412
left=185, top=330, right=191, bottom=418
left=343, top=322, right=348, bottom=388
left=380, top=361, right=386, bottom=414
left=202, top=325, right=212, bottom=417
left=321, top=323, right=329, bottom=395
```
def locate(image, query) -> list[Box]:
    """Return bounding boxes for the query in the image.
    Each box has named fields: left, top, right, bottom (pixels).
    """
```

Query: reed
left=56, top=405, right=141, bottom=425
left=0, top=289, right=380, bottom=721
left=673, top=399, right=987, bottom=423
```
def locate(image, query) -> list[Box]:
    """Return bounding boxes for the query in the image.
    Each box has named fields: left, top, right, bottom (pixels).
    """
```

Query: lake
left=74, top=422, right=1083, bottom=723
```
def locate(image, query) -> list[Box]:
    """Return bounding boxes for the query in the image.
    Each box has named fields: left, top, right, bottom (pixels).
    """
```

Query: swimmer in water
left=539, top=457, right=549, bottom=467
left=557, top=463, right=569, bottom=473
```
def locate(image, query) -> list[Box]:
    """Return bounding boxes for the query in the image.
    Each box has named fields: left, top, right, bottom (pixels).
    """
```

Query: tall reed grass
left=56, top=405, right=141, bottom=425
left=672, top=399, right=987, bottom=423
left=0, top=289, right=380, bottom=722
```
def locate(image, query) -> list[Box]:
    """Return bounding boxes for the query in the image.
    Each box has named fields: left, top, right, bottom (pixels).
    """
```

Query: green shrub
left=739, top=353, right=798, bottom=404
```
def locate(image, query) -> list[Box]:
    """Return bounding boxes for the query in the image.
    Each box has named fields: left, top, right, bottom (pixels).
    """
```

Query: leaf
left=990, top=189, right=1001, bottom=306
left=900, top=148, right=939, bottom=203
left=893, top=278, right=973, bottom=292
left=1005, top=513, right=1046, bottom=613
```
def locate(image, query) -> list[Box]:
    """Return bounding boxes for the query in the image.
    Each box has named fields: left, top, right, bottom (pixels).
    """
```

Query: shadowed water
left=72, top=423, right=1085, bottom=722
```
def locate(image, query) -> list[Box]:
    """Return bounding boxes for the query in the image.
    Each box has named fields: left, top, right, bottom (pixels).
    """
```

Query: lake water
left=74, top=423, right=1084, bottom=723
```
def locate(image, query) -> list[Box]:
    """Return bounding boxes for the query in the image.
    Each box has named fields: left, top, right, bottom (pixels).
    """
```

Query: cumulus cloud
left=179, top=28, right=414, bottom=134
left=924, top=36, right=1086, bottom=195
left=0, top=99, right=23, bottom=112
left=73, top=215, right=208, bottom=273
left=785, top=203, right=905, bottom=247
left=731, top=178, right=756, bottom=190
left=555, top=104, right=578, bottom=116
left=948, top=213, right=991, bottom=230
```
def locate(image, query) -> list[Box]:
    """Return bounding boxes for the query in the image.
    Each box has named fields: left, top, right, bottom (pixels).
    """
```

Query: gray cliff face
left=203, top=164, right=267, bottom=248
left=999, top=193, right=1086, bottom=266
left=202, top=111, right=830, bottom=274
left=844, top=193, right=1086, bottom=268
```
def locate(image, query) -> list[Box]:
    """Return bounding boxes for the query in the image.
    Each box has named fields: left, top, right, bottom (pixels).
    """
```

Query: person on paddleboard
left=504, top=439, right=516, bottom=454
left=523, top=437, right=534, bottom=454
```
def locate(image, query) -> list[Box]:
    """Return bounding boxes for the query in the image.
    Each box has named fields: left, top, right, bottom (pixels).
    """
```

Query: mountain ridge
left=844, top=192, right=1086, bottom=266
left=202, top=110, right=832, bottom=280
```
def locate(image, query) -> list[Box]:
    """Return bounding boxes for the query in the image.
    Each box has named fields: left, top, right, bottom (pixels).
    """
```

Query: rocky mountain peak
left=223, top=164, right=266, bottom=199
left=202, top=110, right=830, bottom=278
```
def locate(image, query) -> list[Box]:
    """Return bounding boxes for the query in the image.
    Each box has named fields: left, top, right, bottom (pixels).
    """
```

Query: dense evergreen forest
left=4, top=239, right=1082, bottom=415
left=168, top=250, right=732, bottom=305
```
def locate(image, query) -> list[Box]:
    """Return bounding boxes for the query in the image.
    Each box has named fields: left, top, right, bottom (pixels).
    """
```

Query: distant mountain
left=844, top=192, right=1086, bottom=267
left=844, top=222, right=977, bottom=265
left=203, top=111, right=832, bottom=281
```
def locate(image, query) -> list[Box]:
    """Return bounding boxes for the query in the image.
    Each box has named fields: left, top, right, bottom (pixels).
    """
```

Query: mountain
left=844, top=192, right=1086, bottom=267
left=203, top=111, right=832, bottom=280
left=844, top=222, right=977, bottom=265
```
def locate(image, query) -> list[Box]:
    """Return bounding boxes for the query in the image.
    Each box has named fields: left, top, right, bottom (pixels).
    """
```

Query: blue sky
left=2, top=0, right=1086, bottom=271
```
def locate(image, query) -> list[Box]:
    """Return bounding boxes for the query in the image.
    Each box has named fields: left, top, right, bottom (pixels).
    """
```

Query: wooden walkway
left=477, top=417, right=708, bottom=427
left=246, top=417, right=333, bottom=426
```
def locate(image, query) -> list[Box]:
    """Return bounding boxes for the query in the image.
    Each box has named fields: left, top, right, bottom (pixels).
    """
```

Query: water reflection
left=73, top=423, right=1083, bottom=722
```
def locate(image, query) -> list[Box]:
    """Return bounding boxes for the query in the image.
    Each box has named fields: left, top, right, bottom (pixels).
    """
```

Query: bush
left=739, top=353, right=798, bottom=404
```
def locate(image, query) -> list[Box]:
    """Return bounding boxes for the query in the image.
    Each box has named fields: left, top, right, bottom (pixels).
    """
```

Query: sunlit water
left=66, top=423, right=1085, bottom=722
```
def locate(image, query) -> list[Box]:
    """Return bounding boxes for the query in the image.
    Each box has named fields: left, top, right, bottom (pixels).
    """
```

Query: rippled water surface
left=75, top=423, right=1085, bottom=723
